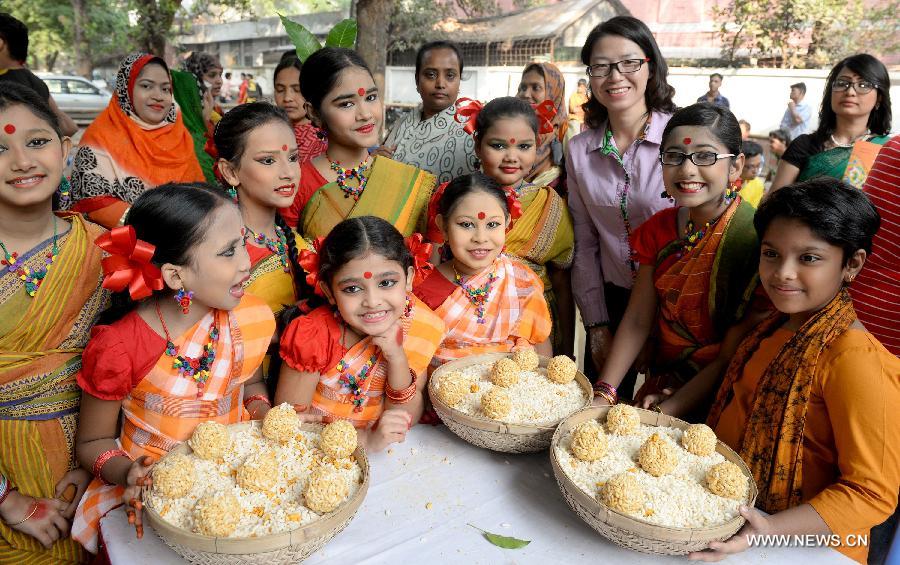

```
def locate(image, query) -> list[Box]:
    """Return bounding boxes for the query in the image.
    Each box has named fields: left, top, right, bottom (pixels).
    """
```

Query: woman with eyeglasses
left=565, top=16, right=676, bottom=397
left=770, top=54, right=892, bottom=191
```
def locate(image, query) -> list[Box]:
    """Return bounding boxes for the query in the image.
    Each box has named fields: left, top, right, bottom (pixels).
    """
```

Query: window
left=45, top=79, right=64, bottom=94
left=66, top=79, right=99, bottom=95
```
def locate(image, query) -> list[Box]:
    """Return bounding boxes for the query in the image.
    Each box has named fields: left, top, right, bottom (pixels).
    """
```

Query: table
left=101, top=425, right=854, bottom=564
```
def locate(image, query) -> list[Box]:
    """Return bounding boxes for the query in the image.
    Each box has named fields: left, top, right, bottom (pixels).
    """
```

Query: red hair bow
left=298, top=237, right=325, bottom=296
left=95, top=226, right=164, bottom=300
left=504, top=187, right=524, bottom=220
left=405, top=233, right=434, bottom=287
left=532, top=99, right=557, bottom=135
left=454, top=97, right=483, bottom=136
left=426, top=181, right=450, bottom=244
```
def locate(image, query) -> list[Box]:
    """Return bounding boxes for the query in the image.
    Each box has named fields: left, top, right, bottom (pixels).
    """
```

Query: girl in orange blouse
left=71, top=183, right=276, bottom=553
left=662, top=179, right=900, bottom=564
left=414, top=172, right=552, bottom=366
left=275, top=216, right=445, bottom=452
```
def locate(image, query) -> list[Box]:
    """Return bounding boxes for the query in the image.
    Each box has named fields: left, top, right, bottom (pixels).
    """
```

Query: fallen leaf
left=468, top=523, right=531, bottom=549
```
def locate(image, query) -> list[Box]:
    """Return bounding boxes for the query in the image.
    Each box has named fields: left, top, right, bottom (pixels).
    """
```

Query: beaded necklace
left=245, top=225, right=290, bottom=272
left=680, top=213, right=724, bottom=257
left=156, top=301, right=219, bottom=398
left=0, top=217, right=59, bottom=297
left=337, top=353, right=378, bottom=412
left=328, top=154, right=369, bottom=201
left=453, top=264, right=497, bottom=324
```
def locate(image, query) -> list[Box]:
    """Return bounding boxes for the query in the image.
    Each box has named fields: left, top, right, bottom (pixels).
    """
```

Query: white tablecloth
left=100, top=425, right=854, bottom=564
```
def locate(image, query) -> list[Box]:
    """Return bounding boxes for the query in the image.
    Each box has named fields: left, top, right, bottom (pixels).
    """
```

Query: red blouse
left=630, top=207, right=679, bottom=267
left=280, top=159, right=329, bottom=229
left=413, top=269, right=457, bottom=312
left=279, top=306, right=345, bottom=374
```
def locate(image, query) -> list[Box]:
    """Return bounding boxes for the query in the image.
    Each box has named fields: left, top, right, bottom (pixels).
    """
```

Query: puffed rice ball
left=638, top=432, right=678, bottom=477
left=599, top=472, right=644, bottom=514
left=511, top=347, right=540, bottom=371
left=570, top=421, right=608, bottom=462
left=304, top=468, right=349, bottom=513
left=193, top=492, right=240, bottom=537
left=706, top=461, right=748, bottom=500
left=237, top=451, right=278, bottom=493
left=606, top=404, right=641, bottom=435
left=188, top=421, right=230, bottom=461
left=481, top=388, right=512, bottom=419
left=490, top=357, right=520, bottom=387
left=436, top=372, right=468, bottom=407
left=319, top=419, right=358, bottom=459
left=262, top=402, right=300, bottom=444
left=152, top=453, right=194, bottom=499
left=682, top=424, right=718, bottom=457
left=546, top=355, right=577, bottom=384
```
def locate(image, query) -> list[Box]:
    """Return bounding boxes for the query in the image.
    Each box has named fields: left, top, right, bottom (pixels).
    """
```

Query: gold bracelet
left=6, top=499, right=38, bottom=526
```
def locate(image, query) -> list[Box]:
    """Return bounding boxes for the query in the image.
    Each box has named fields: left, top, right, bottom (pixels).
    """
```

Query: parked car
left=36, top=74, right=110, bottom=122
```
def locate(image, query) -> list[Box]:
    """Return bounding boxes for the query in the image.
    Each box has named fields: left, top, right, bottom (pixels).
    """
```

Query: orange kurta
left=71, top=294, right=275, bottom=553
left=714, top=328, right=900, bottom=563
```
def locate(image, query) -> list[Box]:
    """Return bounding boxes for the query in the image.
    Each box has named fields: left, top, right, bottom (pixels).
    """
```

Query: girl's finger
left=52, top=513, right=71, bottom=537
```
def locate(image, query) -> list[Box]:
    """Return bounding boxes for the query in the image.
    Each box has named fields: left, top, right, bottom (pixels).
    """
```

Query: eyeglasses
left=832, top=79, right=879, bottom=94
left=586, top=58, right=649, bottom=78
left=660, top=151, right=735, bottom=166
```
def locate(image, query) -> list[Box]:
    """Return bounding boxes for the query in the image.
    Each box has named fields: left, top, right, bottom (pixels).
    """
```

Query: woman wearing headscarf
left=67, top=53, right=204, bottom=228
left=517, top=62, right=569, bottom=190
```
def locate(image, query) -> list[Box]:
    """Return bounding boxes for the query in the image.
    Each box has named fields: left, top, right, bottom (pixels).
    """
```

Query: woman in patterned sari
left=70, top=184, right=276, bottom=553
left=0, top=84, right=107, bottom=564
left=67, top=53, right=204, bottom=229
left=278, top=48, right=435, bottom=239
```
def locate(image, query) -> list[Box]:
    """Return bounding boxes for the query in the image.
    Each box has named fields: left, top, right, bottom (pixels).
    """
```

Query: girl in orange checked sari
left=0, top=83, right=107, bottom=564
left=67, top=53, right=204, bottom=228
left=592, top=104, right=764, bottom=410
left=415, top=172, right=552, bottom=367
left=275, top=217, right=445, bottom=452
left=71, top=184, right=275, bottom=553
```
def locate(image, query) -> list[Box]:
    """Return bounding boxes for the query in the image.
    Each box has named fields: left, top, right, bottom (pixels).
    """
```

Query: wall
left=386, top=65, right=900, bottom=136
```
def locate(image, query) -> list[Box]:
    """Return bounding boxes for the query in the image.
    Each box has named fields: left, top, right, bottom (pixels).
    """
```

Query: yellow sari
left=299, top=156, right=436, bottom=239
left=0, top=213, right=107, bottom=564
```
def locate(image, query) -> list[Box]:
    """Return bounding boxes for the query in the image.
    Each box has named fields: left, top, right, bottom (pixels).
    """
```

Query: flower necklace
left=245, top=224, right=290, bottom=272
left=0, top=217, right=59, bottom=297
left=453, top=264, right=497, bottom=324
left=337, top=353, right=378, bottom=413
left=156, top=301, right=219, bottom=398
left=328, top=154, right=369, bottom=201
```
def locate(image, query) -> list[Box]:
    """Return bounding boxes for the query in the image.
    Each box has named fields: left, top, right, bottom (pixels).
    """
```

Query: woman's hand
left=365, top=409, right=411, bottom=452
left=0, top=490, right=70, bottom=548
left=370, top=144, right=396, bottom=159
left=638, top=388, right=674, bottom=410
left=689, top=506, right=771, bottom=561
left=122, top=456, right=155, bottom=539
left=588, top=326, right=613, bottom=375
left=54, top=468, right=92, bottom=519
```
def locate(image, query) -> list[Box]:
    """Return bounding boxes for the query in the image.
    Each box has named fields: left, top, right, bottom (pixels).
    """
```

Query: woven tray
left=428, top=352, right=593, bottom=454
left=550, top=406, right=758, bottom=555
left=143, top=421, right=369, bottom=564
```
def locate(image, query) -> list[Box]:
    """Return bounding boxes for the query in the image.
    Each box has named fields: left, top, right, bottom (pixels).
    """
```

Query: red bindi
left=363, top=271, right=372, bottom=279
left=683, top=137, right=692, bottom=145
left=3, top=124, right=15, bottom=134
left=358, top=88, right=366, bottom=96
left=477, top=212, right=486, bottom=220
left=281, top=144, right=288, bottom=151
left=509, top=138, right=516, bottom=144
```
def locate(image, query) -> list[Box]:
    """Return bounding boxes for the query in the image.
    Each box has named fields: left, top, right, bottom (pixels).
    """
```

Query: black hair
left=754, top=177, right=880, bottom=264
left=274, top=55, right=302, bottom=84
left=438, top=172, right=509, bottom=220
left=213, top=102, right=302, bottom=303
left=768, top=128, right=791, bottom=144
left=0, top=82, right=61, bottom=137
left=473, top=96, right=539, bottom=140
left=710, top=73, right=723, bottom=80
left=661, top=103, right=742, bottom=156
left=99, top=183, right=236, bottom=324
left=814, top=54, right=892, bottom=142
left=415, top=40, right=463, bottom=80
left=225, top=72, right=232, bottom=79
left=280, top=49, right=298, bottom=61
left=738, top=119, right=751, bottom=130
left=0, top=13, right=28, bottom=62
left=741, top=140, right=763, bottom=158
left=299, top=47, right=372, bottom=114
left=579, top=16, right=676, bottom=129
left=790, top=82, right=806, bottom=94
left=577, top=78, right=587, bottom=86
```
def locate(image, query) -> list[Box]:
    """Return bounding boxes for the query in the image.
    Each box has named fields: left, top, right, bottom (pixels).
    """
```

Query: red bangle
left=386, top=370, right=417, bottom=404
left=243, top=394, right=271, bottom=410
left=593, top=382, right=618, bottom=403
left=93, top=449, right=131, bottom=485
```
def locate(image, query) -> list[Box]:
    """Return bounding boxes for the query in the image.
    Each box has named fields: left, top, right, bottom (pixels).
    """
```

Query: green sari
left=171, top=69, right=217, bottom=184
left=798, top=134, right=890, bottom=185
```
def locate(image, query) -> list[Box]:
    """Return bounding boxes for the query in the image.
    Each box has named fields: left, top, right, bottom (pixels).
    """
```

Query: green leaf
left=467, top=523, right=531, bottom=549
left=279, top=13, right=321, bottom=63
left=324, top=19, right=357, bottom=48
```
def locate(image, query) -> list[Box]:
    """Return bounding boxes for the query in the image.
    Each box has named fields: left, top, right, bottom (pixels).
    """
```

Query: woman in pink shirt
left=566, top=16, right=676, bottom=396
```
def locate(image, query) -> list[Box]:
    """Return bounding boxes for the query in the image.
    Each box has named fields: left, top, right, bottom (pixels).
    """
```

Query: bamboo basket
left=549, top=406, right=758, bottom=555
left=428, top=352, right=593, bottom=454
left=143, top=421, right=369, bottom=564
